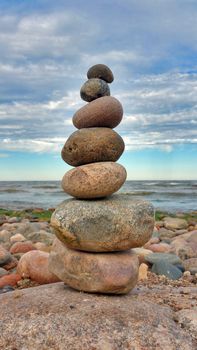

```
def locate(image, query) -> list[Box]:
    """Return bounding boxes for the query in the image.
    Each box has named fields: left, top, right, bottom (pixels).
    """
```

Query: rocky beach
left=0, top=207, right=197, bottom=349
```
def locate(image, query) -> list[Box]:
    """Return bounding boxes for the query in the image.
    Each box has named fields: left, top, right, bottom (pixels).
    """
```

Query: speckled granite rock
left=61, top=127, right=125, bottom=166
left=51, top=195, right=154, bottom=252
left=87, top=64, right=114, bottom=83
left=72, top=96, right=123, bottom=129
left=49, top=238, right=139, bottom=294
left=61, top=162, right=127, bottom=199
left=0, top=283, right=195, bottom=350
left=80, top=78, right=110, bottom=102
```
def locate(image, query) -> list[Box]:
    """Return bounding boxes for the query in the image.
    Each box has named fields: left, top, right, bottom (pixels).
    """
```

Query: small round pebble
left=87, top=64, right=114, bottom=83
left=80, top=78, right=110, bottom=102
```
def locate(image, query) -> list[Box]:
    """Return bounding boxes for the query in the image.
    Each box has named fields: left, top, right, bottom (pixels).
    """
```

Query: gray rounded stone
left=87, top=64, right=114, bottom=83
left=61, top=128, right=125, bottom=166
left=145, top=253, right=182, bottom=265
left=50, top=195, right=155, bottom=252
left=151, top=260, right=183, bottom=280
left=80, top=78, right=110, bottom=102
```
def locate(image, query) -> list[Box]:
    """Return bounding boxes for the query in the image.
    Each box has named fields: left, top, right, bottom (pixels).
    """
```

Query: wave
left=0, top=189, right=28, bottom=193
left=120, top=191, right=155, bottom=196
left=31, top=185, right=58, bottom=189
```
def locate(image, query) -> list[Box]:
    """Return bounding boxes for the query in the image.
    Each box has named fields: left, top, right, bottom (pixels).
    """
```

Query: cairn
left=49, top=64, right=154, bottom=294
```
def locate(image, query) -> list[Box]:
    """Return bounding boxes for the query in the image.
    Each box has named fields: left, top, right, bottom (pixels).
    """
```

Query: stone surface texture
left=51, top=195, right=155, bottom=252
left=87, top=64, right=114, bottom=83
left=61, top=162, right=127, bottom=199
left=80, top=78, right=110, bottom=102
left=61, top=127, right=125, bottom=166
left=49, top=238, right=139, bottom=294
left=72, top=96, right=123, bottom=129
left=0, top=282, right=196, bottom=350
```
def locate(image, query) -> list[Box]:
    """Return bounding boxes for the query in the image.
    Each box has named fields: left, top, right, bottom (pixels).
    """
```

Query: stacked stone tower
left=49, top=64, right=154, bottom=294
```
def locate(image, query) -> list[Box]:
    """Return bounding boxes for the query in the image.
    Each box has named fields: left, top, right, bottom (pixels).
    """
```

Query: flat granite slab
left=0, top=282, right=196, bottom=350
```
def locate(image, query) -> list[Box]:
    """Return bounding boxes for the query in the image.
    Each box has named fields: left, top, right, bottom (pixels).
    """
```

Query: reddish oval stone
left=72, top=96, right=123, bottom=129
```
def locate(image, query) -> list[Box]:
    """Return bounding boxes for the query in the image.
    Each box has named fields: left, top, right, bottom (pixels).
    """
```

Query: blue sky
left=0, top=0, right=196, bottom=180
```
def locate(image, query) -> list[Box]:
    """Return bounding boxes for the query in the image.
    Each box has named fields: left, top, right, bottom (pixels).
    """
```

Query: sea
left=0, top=180, right=196, bottom=213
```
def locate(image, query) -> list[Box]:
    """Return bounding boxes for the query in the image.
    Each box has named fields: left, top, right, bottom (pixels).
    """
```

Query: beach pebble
left=144, top=237, right=160, bottom=249
left=0, top=273, right=21, bottom=288
left=73, top=96, right=123, bottom=129
left=49, top=238, right=139, bottom=294
left=163, top=217, right=188, bottom=231
left=17, top=250, right=60, bottom=284
left=8, top=217, right=19, bottom=223
left=0, top=267, right=8, bottom=277
left=10, top=241, right=36, bottom=254
left=51, top=195, right=154, bottom=252
left=148, top=243, right=171, bottom=253
left=138, top=263, right=148, bottom=280
left=25, top=230, right=55, bottom=245
left=0, top=230, right=12, bottom=243
left=145, top=253, right=182, bottom=265
left=62, top=162, right=127, bottom=199
left=10, top=233, right=26, bottom=243
left=87, top=64, right=114, bottom=83
left=61, top=128, right=125, bottom=166
left=34, top=242, right=51, bottom=252
left=151, top=260, right=182, bottom=280
left=0, top=245, right=12, bottom=267
left=157, top=227, right=178, bottom=239
left=183, top=258, right=197, bottom=274
left=80, top=78, right=110, bottom=102
left=3, top=256, right=18, bottom=270
left=131, top=248, right=152, bottom=264
left=170, top=238, right=196, bottom=260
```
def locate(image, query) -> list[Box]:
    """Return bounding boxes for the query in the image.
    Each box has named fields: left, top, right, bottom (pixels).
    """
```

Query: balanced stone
left=50, top=195, right=155, bottom=252
left=87, top=64, right=114, bottom=83
left=80, top=78, right=110, bottom=102
left=61, top=128, right=125, bottom=166
left=73, top=96, right=123, bottom=129
left=61, top=162, right=127, bottom=199
left=49, top=238, right=139, bottom=294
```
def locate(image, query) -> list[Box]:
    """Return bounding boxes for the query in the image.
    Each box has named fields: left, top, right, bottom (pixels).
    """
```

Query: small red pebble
left=10, top=241, right=36, bottom=254
left=0, top=273, right=21, bottom=288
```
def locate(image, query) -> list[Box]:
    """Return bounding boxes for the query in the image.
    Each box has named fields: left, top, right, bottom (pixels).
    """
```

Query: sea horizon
left=0, top=180, right=196, bottom=213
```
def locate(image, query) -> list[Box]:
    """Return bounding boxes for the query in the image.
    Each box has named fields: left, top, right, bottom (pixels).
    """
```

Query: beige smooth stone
left=61, top=162, right=127, bottom=199
left=49, top=238, right=139, bottom=294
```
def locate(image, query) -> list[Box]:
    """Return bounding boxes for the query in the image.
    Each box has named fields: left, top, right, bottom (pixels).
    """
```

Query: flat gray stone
left=151, top=260, right=183, bottom=280
left=51, top=195, right=155, bottom=252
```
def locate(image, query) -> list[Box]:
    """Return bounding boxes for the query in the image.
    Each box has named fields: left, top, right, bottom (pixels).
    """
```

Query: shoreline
left=1, top=207, right=197, bottom=223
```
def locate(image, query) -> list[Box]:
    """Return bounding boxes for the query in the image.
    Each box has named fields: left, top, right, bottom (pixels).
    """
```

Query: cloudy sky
left=0, top=0, right=196, bottom=180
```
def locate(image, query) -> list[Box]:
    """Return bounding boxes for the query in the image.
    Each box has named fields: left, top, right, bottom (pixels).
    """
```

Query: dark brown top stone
left=87, top=64, right=114, bottom=83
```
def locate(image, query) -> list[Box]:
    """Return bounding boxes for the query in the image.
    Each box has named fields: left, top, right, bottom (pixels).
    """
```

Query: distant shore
left=0, top=207, right=197, bottom=223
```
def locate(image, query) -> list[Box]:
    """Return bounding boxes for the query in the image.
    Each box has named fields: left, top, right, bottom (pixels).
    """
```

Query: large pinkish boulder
left=49, top=238, right=139, bottom=294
